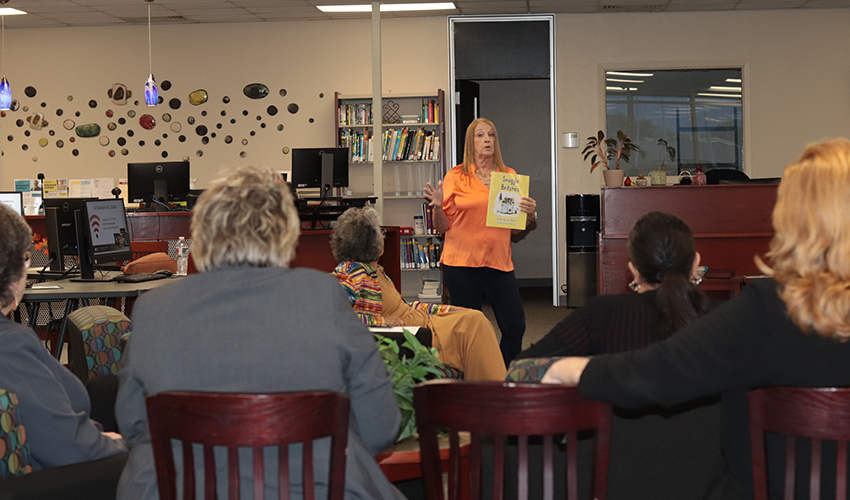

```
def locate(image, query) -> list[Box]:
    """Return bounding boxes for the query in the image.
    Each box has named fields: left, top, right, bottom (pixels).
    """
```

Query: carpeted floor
left=481, top=286, right=569, bottom=353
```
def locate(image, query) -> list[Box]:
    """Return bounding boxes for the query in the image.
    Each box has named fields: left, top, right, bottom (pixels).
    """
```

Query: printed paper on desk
left=486, top=172, right=529, bottom=230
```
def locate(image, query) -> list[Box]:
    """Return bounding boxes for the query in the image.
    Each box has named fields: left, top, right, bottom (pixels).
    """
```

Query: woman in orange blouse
left=423, top=118, right=537, bottom=364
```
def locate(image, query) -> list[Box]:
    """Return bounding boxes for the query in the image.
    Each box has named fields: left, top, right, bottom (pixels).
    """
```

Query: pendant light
left=0, top=13, right=11, bottom=110
left=143, top=0, right=157, bottom=107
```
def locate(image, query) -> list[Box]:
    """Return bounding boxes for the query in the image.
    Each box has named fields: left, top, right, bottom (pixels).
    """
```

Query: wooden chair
left=145, top=391, right=350, bottom=500
left=748, top=386, right=850, bottom=500
left=414, top=380, right=612, bottom=500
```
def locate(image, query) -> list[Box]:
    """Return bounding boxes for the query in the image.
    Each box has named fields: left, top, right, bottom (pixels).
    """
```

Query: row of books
left=337, top=98, right=439, bottom=126
left=401, top=237, right=442, bottom=270
left=419, top=203, right=439, bottom=235
left=338, top=127, right=440, bottom=163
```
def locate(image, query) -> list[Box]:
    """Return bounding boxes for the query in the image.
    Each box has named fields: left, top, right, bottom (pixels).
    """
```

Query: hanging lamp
left=144, top=0, right=157, bottom=107
left=0, top=11, right=11, bottom=110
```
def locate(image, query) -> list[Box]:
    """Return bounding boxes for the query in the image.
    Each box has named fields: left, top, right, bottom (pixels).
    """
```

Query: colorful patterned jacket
left=332, top=261, right=451, bottom=325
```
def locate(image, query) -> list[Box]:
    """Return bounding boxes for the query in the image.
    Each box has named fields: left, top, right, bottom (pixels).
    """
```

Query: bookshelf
left=335, top=90, right=447, bottom=301
left=399, top=234, right=442, bottom=303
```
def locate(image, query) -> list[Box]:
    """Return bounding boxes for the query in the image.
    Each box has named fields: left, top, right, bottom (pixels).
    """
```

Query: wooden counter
left=599, top=184, right=778, bottom=295
left=25, top=212, right=401, bottom=291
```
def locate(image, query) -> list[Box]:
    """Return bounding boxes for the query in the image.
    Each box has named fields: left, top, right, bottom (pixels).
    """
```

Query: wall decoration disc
left=49, top=130, right=55, bottom=136
left=88, top=100, right=97, bottom=108
left=108, top=150, right=115, bottom=157
left=240, top=151, right=247, bottom=158
left=63, top=119, right=76, bottom=130
left=161, top=80, right=172, bottom=91
left=106, top=109, right=114, bottom=118
left=139, top=114, right=156, bottom=130
left=189, top=90, right=208, bottom=106
left=169, top=98, right=181, bottom=110
left=287, top=103, right=299, bottom=114
left=27, top=113, right=47, bottom=130
left=72, top=149, right=79, bottom=156
left=279, top=89, right=287, bottom=97
left=117, top=137, right=126, bottom=146
left=107, top=122, right=117, bottom=131
left=267, top=105, right=278, bottom=116
left=108, top=84, right=129, bottom=105
left=183, top=156, right=190, bottom=162
left=121, top=148, right=129, bottom=156
left=277, top=124, right=283, bottom=131
left=161, top=113, right=171, bottom=122
left=76, top=123, right=101, bottom=138
left=128, top=110, right=136, bottom=118
left=99, top=136, right=110, bottom=146
left=67, top=95, right=73, bottom=102
left=22, top=106, right=28, bottom=112
left=224, top=135, right=232, bottom=144
left=15, top=119, right=23, bottom=127
left=10, top=100, right=19, bottom=111
left=187, top=116, right=195, bottom=125
left=282, top=147, right=290, bottom=154
left=24, top=86, right=36, bottom=98
left=161, top=151, right=168, bottom=158
left=56, top=109, right=63, bottom=116
left=243, top=83, right=269, bottom=100
left=241, top=138, right=248, bottom=145
left=69, top=136, right=75, bottom=142
left=170, top=122, right=182, bottom=133
left=195, top=125, right=207, bottom=136
left=196, top=150, right=203, bottom=157
left=32, top=157, right=38, bottom=162
left=56, top=140, right=64, bottom=148
left=38, top=138, right=48, bottom=147
left=21, top=144, right=28, bottom=151
left=223, top=96, right=230, bottom=104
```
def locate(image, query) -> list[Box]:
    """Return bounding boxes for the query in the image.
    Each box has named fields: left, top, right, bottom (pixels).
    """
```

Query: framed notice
left=485, top=172, right=529, bottom=230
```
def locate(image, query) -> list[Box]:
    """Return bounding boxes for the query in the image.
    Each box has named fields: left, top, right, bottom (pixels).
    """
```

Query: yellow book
left=486, top=172, right=529, bottom=230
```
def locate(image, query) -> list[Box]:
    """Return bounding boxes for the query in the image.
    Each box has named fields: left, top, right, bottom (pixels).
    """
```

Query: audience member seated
left=541, top=138, right=850, bottom=500
left=115, top=165, right=405, bottom=500
left=331, top=207, right=506, bottom=381
left=0, top=204, right=126, bottom=474
left=507, top=212, right=720, bottom=500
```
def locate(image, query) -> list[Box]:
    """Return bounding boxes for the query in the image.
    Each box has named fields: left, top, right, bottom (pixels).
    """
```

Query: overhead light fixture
left=144, top=0, right=157, bottom=107
left=318, top=2, right=455, bottom=12
left=709, top=86, right=742, bottom=92
left=726, top=78, right=742, bottom=83
left=697, top=93, right=742, bottom=98
left=0, top=4, right=12, bottom=111
left=606, top=71, right=654, bottom=77
left=606, top=78, right=644, bottom=83
left=0, top=7, right=24, bottom=16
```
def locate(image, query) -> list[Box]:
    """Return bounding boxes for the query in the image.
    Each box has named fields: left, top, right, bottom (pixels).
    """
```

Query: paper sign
left=486, top=172, right=529, bottom=230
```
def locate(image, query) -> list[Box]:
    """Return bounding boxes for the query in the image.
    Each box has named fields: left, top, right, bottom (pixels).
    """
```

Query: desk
left=377, top=433, right=470, bottom=499
left=21, top=273, right=178, bottom=359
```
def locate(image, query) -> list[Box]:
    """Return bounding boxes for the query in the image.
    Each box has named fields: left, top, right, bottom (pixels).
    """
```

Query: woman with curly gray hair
left=331, top=206, right=506, bottom=380
left=0, top=204, right=126, bottom=474
left=116, top=165, right=405, bottom=500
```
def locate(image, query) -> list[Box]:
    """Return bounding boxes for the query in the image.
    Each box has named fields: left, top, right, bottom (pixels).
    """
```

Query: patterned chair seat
left=67, top=306, right=132, bottom=384
left=0, top=389, right=33, bottom=480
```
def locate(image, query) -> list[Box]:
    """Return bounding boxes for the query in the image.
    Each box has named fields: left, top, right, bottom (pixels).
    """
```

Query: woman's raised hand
left=423, top=181, right=443, bottom=207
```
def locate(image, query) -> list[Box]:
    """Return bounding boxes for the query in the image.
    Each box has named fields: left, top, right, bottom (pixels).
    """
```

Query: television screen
left=0, top=191, right=23, bottom=216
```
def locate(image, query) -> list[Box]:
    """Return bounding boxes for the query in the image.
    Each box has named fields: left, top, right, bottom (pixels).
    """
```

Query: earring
left=691, top=276, right=703, bottom=286
left=628, top=280, right=640, bottom=293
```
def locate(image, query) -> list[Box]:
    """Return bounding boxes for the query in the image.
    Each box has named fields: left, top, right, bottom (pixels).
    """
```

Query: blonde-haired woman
left=116, top=165, right=405, bottom=500
left=423, top=118, right=537, bottom=365
left=542, top=138, right=850, bottom=500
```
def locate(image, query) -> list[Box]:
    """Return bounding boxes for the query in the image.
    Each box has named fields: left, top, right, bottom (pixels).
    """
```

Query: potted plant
left=375, top=329, right=447, bottom=442
left=657, top=138, right=676, bottom=170
left=583, top=130, right=640, bottom=187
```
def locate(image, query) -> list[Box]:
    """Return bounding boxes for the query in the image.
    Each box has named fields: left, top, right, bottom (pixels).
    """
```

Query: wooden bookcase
left=334, top=90, right=446, bottom=300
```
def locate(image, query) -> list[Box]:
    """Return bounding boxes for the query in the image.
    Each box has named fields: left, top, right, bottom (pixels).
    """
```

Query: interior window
left=605, top=68, right=743, bottom=178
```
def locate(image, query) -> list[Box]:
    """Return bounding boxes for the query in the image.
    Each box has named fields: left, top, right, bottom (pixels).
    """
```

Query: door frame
left=448, top=14, right=559, bottom=305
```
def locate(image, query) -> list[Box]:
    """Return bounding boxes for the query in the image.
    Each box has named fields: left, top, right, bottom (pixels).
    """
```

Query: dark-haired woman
left=514, top=211, right=709, bottom=362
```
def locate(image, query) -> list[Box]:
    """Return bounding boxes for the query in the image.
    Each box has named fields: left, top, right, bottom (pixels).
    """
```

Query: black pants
left=443, top=265, right=525, bottom=365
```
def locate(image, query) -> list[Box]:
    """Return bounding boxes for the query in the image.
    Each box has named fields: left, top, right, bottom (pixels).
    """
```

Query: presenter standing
left=423, top=118, right=537, bottom=365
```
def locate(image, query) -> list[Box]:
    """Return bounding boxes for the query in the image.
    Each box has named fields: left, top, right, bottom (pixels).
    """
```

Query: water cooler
left=566, top=194, right=600, bottom=308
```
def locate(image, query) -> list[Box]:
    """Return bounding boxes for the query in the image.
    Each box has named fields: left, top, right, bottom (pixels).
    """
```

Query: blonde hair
left=461, top=118, right=508, bottom=175
left=756, top=138, right=850, bottom=339
left=191, top=165, right=300, bottom=272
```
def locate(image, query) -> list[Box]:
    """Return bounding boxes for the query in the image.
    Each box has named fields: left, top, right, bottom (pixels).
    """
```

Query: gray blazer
left=0, top=316, right=127, bottom=470
left=116, top=266, right=404, bottom=500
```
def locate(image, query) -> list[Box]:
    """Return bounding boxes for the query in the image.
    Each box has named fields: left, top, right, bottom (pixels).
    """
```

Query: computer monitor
left=291, top=148, right=349, bottom=198
left=73, top=198, right=133, bottom=281
left=127, top=161, right=191, bottom=211
left=45, top=197, right=96, bottom=272
left=0, top=191, right=23, bottom=216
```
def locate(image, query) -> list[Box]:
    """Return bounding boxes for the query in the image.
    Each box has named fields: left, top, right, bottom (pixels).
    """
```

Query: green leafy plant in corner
left=657, top=138, right=676, bottom=169
left=583, top=130, right=641, bottom=172
left=375, top=329, right=446, bottom=442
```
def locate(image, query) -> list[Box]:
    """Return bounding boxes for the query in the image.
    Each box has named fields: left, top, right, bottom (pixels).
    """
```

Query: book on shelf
left=418, top=279, right=441, bottom=300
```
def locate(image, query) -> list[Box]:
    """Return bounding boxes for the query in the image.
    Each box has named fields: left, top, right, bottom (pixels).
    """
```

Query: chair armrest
left=0, top=452, right=128, bottom=500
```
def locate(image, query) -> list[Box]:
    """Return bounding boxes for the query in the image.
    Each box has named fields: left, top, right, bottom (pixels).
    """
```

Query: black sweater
left=580, top=278, right=850, bottom=499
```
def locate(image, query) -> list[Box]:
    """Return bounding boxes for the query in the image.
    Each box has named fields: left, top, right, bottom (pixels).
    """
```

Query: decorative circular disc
left=139, top=114, right=156, bottom=130
left=170, top=122, right=182, bottom=133
left=99, top=136, right=110, bottom=146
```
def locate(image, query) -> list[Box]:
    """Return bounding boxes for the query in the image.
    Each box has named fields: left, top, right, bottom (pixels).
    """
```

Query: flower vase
left=602, top=169, right=625, bottom=187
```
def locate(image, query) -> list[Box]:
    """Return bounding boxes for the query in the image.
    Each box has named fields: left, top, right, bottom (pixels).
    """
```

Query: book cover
left=486, top=172, right=530, bottom=230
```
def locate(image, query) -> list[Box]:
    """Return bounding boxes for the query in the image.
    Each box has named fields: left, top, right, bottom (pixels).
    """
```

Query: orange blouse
left=440, top=164, right=516, bottom=272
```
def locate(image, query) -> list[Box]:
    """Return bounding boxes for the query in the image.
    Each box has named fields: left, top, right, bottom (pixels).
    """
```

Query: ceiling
left=4, top=0, right=848, bottom=29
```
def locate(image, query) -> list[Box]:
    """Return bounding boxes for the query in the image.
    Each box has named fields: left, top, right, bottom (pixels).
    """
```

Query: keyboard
left=111, top=273, right=169, bottom=283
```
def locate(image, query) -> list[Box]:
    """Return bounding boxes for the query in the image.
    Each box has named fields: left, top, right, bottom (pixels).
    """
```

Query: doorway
left=449, top=15, right=557, bottom=304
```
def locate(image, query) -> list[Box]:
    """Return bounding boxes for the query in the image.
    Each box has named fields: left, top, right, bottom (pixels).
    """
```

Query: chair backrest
left=130, top=240, right=169, bottom=261
left=145, top=391, right=350, bottom=500
left=66, top=305, right=132, bottom=384
left=748, top=386, right=850, bottom=500
left=0, top=389, right=33, bottom=479
left=414, top=380, right=612, bottom=500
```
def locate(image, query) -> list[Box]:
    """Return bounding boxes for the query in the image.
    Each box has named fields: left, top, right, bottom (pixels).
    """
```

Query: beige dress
left=377, top=271, right=506, bottom=381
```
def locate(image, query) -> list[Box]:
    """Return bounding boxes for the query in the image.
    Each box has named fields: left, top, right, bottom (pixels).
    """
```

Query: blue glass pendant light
left=144, top=0, right=157, bottom=107
left=0, top=15, right=10, bottom=111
